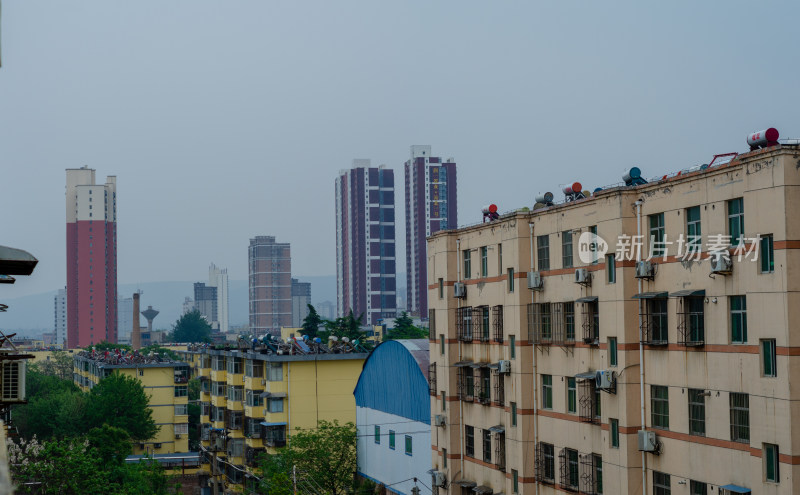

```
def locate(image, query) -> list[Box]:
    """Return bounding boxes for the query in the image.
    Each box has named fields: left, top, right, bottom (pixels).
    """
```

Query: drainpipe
left=456, top=238, right=464, bottom=479
left=635, top=200, right=647, bottom=495
left=529, top=223, right=539, bottom=495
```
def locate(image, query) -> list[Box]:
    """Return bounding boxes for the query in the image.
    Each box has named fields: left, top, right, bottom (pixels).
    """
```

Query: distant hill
left=0, top=274, right=406, bottom=336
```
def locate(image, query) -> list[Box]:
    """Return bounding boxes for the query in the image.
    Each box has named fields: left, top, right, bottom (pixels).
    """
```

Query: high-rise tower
left=335, top=160, right=397, bottom=325
left=66, top=167, right=118, bottom=348
left=404, top=146, right=457, bottom=317
left=248, top=236, right=292, bottom=336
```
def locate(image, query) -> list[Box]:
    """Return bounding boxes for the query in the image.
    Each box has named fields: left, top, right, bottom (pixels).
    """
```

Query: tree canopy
left=383, top=311, right=428, bottom=341
left=323, top=310, right=367, bottom=342
left=86, top=373, right=159, bottom=441
left=168, top=310, right=212, bottom=343
left=301, top=304, right=324, bottom=339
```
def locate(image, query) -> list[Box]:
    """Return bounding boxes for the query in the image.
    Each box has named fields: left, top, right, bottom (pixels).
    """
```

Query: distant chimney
left=132, top=293, right=141, bottom=350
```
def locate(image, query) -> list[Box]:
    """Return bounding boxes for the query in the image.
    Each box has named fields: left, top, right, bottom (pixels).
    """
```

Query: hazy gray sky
left=2, top=1, right=798, bottom=297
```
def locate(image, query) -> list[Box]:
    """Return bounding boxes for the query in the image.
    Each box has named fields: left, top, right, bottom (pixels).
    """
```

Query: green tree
left=257, top=420, right=357, bottom=495
left=187, top=378, right=201, bottom=450
left=13, top=389, right=87, bottom=439
left=301, top=304, right=324, bottom=339
left=324, top=310, right=367, bottom=342
left=88, top=424, right=133, bottom=465
left=36, top=349, right=75, bottom=380
left=86, top=372, right=159, bottom=442
left=383, top=311, right=428, bottom=341
left=168, top=310, right=212, bottom=343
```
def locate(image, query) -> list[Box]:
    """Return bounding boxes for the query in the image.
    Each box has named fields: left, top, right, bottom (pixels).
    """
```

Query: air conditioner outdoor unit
left=454, top=282, right=467, bottom=298
left=595, top=370, right=616, bottom=392
left=635, top=260, right=654, bottom=279
left=710, top=252, right=733, bottom=275
left=498, top=360, right=511, bottom=374
left=433, top=471, right=447, bottom=487
left=434, top=414, right=447, bottom=427
left=154, top=443, right=162, bottom=449
left=527, top=271, right=544, bottom=290
left=638, top=430, right=660, bottom=453
left=574, top=268, right=591, bottom=285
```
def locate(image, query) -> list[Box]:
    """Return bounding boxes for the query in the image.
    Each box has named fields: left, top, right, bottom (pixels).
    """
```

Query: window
left=465, top=426, right=474, bottom=457
left=480, top=246, right=488, bottom=277
left=507, top=268, right=515, bottom=292
left=761, top=234, right=774, bottom=273
left=762, top=339, right=777, bottom=377
left=405, top=435, right=413, bottom=456
left=174, top=423, right=189, bottom=435
left=268, top=362, right=282, bottom=381
left=589, top=226, right=599, bottom=264
left=608, top=337, right=617, bottom=366
left=561, top=448, right=579, bottom=489
left=498, top=243, right=503, bottom=274
left=438, top=278, right=444, bottom=299
left=686, top=206, right=701, bottom=252
left=245, top=390, right=263, bottom=407
left=174, top=386, right=188, bottom=398
left=653, top=471, right=671, bottom=495
left=227, top=385, right=243, bottom=402
left=510, top=335, right=516, bottom=359
left=728, top=198, right=744, bottom=245
left=645, top=298, right=668, bottom=344
left=478, top=367, right=491, bottom=403
left=443, top=448, right=447, bottom=468
left=536, top=442, right=555, bottom=483
left=541, top=375, right=552, bottom=409
left=610, top=419, right=619, bottom=448
left=593, top=454, right=603, bottom=494
left=441, top=391, right=446, bottom=411
left=689, top=480, right=707, bottom=495
left=439, top=334, right=444, bottom=355
left=482, top=429, right=491, bottom=463
left=227, top=357, right=243, bottom=375
left=562, top=231, right=574, bottom=268
left=567, top=378, right=576, bottom=413
left=511, top=402, right=517, bottom=426
left=389, top=430, right=395, bottom=449
left=606, top=254, right=616, bottom=283
left=731, top=296, right=747, bottom=343
left=245, top=360, right=263, bottom=378
left=595, top=387, right=602, bottom=419
left=680, top=297, right=705, bottom=345
left=649, top=213, right=666, bottom=257
left=512, top=469, right=519, bottom=493
left=463, top=250, right=472, bottom=279
left=174, top=404, right=188, bottom=415
left=374, top=425, right=380, bottom=444
left=537, top=235, right=550, bottom=271
left=564, top=302, right=575, bottom=342
left=764, top=443, right=779, bottom=482
left=268, top=398, right=283, bottom=413
left=688, top=388, right=705, bottom=436
left=730, top=393, right=750, bottom=443
left=651, top=385, right=669, bottom=429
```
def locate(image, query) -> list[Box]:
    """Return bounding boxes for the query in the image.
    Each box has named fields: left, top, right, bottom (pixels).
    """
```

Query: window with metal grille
left=541, top=375, right=553, bottom=409
left=263, top=425, right=286, bottom=447
left=642, top=298, right=668, bottom=345
left=428, top=363, right=436, bottom=395
left=651, top=385, right=669, bottom=429
left=653, top=471, right=670, bottom=495
left=730, top=296, right=747, bottom=343
left=482, top=429, right=492, bottom=463
left=492, top=305, right=504, bottom=343
left=678, top=297, right=704, bottom=346
left=728, top=198, right=744, bottom=245
left=244, top=417, right=261, bottom=438
left=764, top=443, right=779, bottom=483
left=689, top=480, right=706, bottom=494
left=581, top=300, right=599, bottom=344
left=465, top=425, right=474, bottom=457
left=535, top=442, right=555, bottom=483
left=562, top=231, right=574, bottom=268
left=478, top=367, right=491, bottom=404
left=457, top=306, right=473, bottom=342
left=686, top=206, right=702, bottom=253
left=494, top=431, right=506, bottom=471
left=456, top=366, right=474, bottom=401
left=538, top=235, right=550, bottom=271
left=762, top=339, right=777, bottom=377
left=564, top=302, right=575, bottom=343
left=688, top=388, right=705, bottom=436
left=649, top=213, right=666, bottom=258
left=529, top=303, right=552, bottom=344
left=559, top=448, right=579, bottom=490
left=579, top=453, right=602, bottom=494
left=579, top=379, right=599, bottom=423
left=492, top=369, right=504, bottom=406
left=475, top=306, right=491, bottom=342
left=730, top=393, right=749, bottom=443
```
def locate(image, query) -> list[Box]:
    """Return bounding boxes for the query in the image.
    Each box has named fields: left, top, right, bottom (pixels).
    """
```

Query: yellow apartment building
left=428, top=142, right=800, bottom=494
left=177, top=337, right=368, bottom=492
left=73, top=350, right=191, bottom=456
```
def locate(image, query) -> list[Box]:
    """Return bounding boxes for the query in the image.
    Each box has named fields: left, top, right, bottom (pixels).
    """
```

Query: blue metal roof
left=353, top=340, right=430, bottom=424
left=720, top=485, right=750, bottom=494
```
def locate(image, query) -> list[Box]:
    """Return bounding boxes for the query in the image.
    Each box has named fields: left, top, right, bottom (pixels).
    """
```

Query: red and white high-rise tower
left=66, top=167, right=118, bottom=348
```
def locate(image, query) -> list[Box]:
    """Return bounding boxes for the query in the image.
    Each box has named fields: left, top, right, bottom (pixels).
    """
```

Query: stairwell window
left=764, top=443, right=779, bottom=483
left=762, top=339, right=777, bottom=377
left=537, top=235, right=550, bottom=271
left=728, top=198, right=745, bottom=246
left=389, top=430, right=395, bottom=449
left=761, top=234, right=774, bottom=273
left=463, top=250, right=472, bottom=279
left=730, top=296, right=748, bottom=344
left=507, top=268, right=515, bottom=292
left=438, top=278, right=444, bottom=299
left=480, top=246, right=488, bottom=277
left=608, top=337, right=617, bottom=367
left=606, top=254, right=616, bottom=283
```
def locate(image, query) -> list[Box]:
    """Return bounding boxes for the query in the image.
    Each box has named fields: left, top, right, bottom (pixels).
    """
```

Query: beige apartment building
left=428, top=143, right=799, bottom=495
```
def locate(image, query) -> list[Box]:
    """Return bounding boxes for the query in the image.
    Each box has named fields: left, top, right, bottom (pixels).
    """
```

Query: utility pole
left=211, top=431, right=219, bottom=495
left=292, top=464, right=297, bottom=495
left=411, top=486, right=420, bottom=495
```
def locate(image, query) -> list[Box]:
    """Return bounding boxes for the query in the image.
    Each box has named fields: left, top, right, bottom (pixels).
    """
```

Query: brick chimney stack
left=132, top=292, right=141, bottom=350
